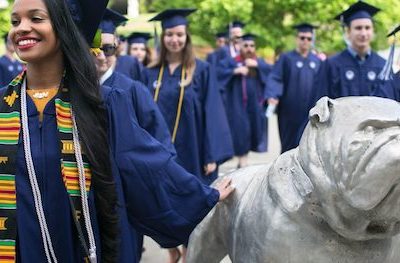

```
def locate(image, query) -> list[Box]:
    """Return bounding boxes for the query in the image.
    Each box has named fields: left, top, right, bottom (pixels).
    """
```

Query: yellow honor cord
left=153, top=64, right=186, bottom=143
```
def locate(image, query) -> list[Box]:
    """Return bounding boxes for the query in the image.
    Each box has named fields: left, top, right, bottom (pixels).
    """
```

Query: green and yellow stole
left=0, top=72, right=93, bottom=262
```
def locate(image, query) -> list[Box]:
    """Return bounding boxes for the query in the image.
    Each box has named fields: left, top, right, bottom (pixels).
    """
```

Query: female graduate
left=127, top=32, right=153, bottom=67
left=0, top=0, right=234, bottom=262
left=142, top=9, right=233, bottom=185
left=141, top=8, right=234, bottom=262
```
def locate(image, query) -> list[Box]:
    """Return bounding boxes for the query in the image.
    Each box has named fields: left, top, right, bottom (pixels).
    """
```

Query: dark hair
left=151, top=26, right=196, bottom=85
left=42, top=0, right=119, bottom=261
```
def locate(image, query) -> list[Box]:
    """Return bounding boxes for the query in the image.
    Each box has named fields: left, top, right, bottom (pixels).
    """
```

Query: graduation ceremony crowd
left=0, top=0, right=399, bottom=262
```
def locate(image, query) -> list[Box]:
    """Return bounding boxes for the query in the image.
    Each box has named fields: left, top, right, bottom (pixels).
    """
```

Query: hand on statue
left=204, top=162, right=217, bottom=175
left=214, top=177, right=235, bottom=201
left=245, top=58, right=258, bottom=68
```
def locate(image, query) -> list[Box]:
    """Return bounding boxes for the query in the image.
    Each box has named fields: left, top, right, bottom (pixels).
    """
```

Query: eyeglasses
left=299, top=36, right=313, bottom=41
left=100, top=44, right=117, bottom=57
left=243, top=43, right=255, bottom=48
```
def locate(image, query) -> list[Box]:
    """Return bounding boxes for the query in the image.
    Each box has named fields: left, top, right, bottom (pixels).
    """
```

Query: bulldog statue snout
left=187, top=96, right=400, bottom=263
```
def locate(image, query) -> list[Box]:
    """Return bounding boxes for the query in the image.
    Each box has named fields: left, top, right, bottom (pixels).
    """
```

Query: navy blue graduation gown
left=265, top=50, right=321, bottom=153
left=373, top=73, right=400, bottom=101
left=315, top=49, right=385, bottom=100
left=104, top=71, right=175, bottom=155
left=0, top=56, right=23, bottom=87
left=218, top=56, right=271, bottom=156
left=1, top=83, right=219, bottom=262
left=115, top=55, right=142, bottom=81
left=141, top=59, right=233, bottom=185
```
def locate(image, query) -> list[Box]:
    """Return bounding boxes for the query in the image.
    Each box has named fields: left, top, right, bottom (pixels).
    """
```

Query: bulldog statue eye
left=364, top=126, right=375, bottom=134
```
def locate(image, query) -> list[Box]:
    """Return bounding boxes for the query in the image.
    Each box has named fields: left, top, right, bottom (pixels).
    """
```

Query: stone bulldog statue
left=187, top=96, right=400, bottom=263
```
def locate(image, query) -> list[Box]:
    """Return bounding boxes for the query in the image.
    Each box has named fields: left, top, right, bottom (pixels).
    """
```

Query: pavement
left=140, top=115, right=282, bottom=262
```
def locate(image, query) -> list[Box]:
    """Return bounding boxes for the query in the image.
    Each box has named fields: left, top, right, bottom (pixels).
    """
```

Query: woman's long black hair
left=43, top=0, right=119, bottom=261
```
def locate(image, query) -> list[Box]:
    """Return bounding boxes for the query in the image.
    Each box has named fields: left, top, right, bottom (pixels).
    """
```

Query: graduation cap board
left=242, top=33, right=257, bottom=41
left=334, top=1, right=380, bottom=26
left=215, top=32, right=228, bottom=39
left=149, top=8, right=196, bottom=29
left=379, top=25, right=400, bottom=81
left=128, top=32, right=152, bottom=45
left=66, top=0, right=109, bottom=47
left=99, top=8, right=128, bottom=34
left=293, top=23, right=318, bottom=33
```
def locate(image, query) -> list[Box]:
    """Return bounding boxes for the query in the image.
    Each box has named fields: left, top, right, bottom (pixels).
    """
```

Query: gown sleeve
left=216, top=57, right=237, bottom=89
left=265, top=54, right=287, bottom=99
left=198, top=61, right=234, bottom=165
left=105, top=86, right=219, bottom=247
left=373, top=73, right=400, bottom=102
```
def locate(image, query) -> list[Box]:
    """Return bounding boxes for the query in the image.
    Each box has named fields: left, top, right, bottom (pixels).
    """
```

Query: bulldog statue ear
left=309, top=97, right=335, bottom=126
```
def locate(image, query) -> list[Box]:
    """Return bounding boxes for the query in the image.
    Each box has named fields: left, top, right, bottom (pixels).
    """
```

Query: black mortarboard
left=387, top=25, right=400, bottom=38
left=99, top=8, right=128, bottom=34
left=149, top=8, right=196, bottom=29
left=379, top=24, right=400, bottom=81
left=242, top=33, right=257, bottom=41
left=128, top=32, right=152, bottom=44
left=215, top=32, right=228, bottom=39
left=229, top=21, right=245, bottom=29
left=334, top=1, right=380, bottom=26
left=66, top=0, right=108, bottom=45
left=293, top=23, right=318, bottom=33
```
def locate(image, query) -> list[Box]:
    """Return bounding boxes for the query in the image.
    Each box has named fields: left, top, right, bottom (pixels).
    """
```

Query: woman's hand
left=204, top=162, right=217, bottom=175
left=214, top=177, right=235, bottom=201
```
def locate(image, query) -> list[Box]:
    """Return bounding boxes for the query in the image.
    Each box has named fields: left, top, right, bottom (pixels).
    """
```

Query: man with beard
left=265, top=23, right=321, bottom=153
left=218, top=33, right=272, bottom=168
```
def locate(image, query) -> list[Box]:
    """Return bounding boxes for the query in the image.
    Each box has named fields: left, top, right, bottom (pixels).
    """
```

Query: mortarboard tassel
left=153, top=24, right=160, bottom=56
left=378, top=38, right=395, bottom=81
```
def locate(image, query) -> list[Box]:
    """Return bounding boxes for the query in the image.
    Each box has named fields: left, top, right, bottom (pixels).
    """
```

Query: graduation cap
left=215, top=32, right=228, bottom=39
left=242, top=33, right=257, bottom=41
left=228, top=21, right=245, bottom=29
left=293, top=23, right=318, bottom=33
left=149, top=8, right=196, bottom=29
left=65, top=0, right=108, bottom=46
left=99, top=8, right=128, bottom=34
left=127, top=32, right=152, bottom=45
left=334, top=1, right=380, bottom=26
left=378, top=25, right=400, bottom=81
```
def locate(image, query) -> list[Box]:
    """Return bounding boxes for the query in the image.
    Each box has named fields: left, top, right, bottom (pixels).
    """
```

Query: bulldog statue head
left=299, top=96, right=400, bottom=241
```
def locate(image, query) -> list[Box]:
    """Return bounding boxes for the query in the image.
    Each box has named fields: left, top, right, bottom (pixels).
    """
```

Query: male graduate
left=315, top=1, right=385, bottom=101
left=107, top=12, right=142, bottom=81
left=216, top=21, right=245, bottom=61
left=218, top=33, right=272, bottom=168
left=0, top=33, right=23, bottom=87
left=97, top=9, right=175, bottom=154
left=206, top=32, right=228, bottom=65
left=265, top=23, right=321, bottom=153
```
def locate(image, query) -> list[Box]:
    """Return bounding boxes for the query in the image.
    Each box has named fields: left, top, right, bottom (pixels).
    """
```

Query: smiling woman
left=0, top=0, right=235, bottom=263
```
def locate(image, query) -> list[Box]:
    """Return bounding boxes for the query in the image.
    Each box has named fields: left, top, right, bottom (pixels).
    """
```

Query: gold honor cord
left=154, top=64, right=186, bottom=143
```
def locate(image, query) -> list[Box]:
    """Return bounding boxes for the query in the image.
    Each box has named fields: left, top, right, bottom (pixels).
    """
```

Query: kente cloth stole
left=0, top=72, right=92, bottom=262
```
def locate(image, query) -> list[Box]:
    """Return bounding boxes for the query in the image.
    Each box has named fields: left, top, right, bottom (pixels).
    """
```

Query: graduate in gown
left=206, top=32, right=228, bottom=66
left=218, top=33, right=271, bottom=168
left=0, top=33, right=23, bottom=87
left=265, top=23, right=321, bottom=153
left=98, top=9, right=174, bottom=156
left=0, top=1, right=234, bottom=262
left=216, top=21, right=245, bottom=61
left=141, top=8, right=234, bottom=262
left=98, top=9, right=174, bottom=259
left=314, top=1, right=385, bottom=102
left=127, top=32, right=153, bottom=67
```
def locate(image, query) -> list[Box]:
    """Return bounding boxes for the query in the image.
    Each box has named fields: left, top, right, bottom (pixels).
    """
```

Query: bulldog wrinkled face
left=339, top=118, right=400, bottom=240
left=304, top=97, right=400, bottom=241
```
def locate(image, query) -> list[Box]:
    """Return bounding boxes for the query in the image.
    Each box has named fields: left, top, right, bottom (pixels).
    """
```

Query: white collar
left=99, top=67, right=114, bottom=85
